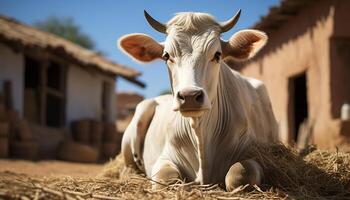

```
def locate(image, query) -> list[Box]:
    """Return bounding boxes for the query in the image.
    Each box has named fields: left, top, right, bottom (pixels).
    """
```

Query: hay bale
left=0, top=137, right=9, bottom=158
left=98, top=154, right=139, bottom=179
left=10, top=141, right=39, bottom=160
left=103, top=123, right=117, bottom=142
left=71, top=120, right=90, bottom=144
left=97, top=143, right=350, bottom=199
left=0, top=143, right=349, bottom=200
left=0, top=122, right=9, bottom=137
left=98, top=154, right=125, bottom=178
left=244, top=142, right=350, bottom=199
left=58, top=141, right=99, bottom=163
left=90, top=120, right=103, bottom=147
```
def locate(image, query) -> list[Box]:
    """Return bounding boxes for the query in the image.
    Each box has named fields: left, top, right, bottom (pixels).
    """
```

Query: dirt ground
left=0, top=159, right=103, bottom=178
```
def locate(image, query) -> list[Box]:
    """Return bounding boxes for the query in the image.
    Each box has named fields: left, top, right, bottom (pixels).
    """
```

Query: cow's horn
left=144, top=10, right=167, bottom=34
left=220, top=9, right=241, bottom=33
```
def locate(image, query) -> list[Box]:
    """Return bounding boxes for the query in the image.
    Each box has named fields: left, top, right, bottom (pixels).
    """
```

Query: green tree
left=34, top=16, right=95, bottom=50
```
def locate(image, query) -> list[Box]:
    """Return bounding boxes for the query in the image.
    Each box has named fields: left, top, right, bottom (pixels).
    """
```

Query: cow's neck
left=187, top=63, right=250, bottom=184
left=189, top=117, right=205, bottom=183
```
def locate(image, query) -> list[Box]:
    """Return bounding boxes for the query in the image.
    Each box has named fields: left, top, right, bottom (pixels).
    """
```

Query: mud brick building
left=227, top=0, right=350, bottom=150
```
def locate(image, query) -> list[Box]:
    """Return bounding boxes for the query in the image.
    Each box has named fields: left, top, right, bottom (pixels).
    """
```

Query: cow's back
left=222, top=64, right=278, bottom=143
left=241, top=75, right=278, bottom=142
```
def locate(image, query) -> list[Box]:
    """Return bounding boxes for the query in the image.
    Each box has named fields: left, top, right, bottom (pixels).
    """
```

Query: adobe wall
left=66, top=65, right=116, bottom=125
left=240, top=1, right=338, bottom=148
left=329, top=0, right=350, bottom=119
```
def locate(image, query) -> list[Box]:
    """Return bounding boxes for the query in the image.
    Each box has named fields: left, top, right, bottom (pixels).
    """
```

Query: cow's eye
left=212, top=51, right=221, bottom=62
left=162, top=52, right=170, bottom=61
left=162, top=52, right=174, bottom=63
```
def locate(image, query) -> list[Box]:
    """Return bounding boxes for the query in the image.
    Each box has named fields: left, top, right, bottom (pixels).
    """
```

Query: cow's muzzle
left=173, top=87, right=210, bottom=117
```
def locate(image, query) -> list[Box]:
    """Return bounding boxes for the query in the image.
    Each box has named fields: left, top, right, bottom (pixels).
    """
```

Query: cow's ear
left=118, top=33, right=164, bottom=62
left=221, top=29, right=267, bottom=61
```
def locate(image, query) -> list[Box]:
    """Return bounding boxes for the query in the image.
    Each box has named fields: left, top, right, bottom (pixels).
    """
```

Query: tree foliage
left=34, top=16, right=95, bottom=50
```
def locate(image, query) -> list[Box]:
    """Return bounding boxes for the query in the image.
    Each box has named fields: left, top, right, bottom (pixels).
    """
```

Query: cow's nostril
left=177, top=92, right=185, bottom=101
left=195, top=91, right=204, bottom=103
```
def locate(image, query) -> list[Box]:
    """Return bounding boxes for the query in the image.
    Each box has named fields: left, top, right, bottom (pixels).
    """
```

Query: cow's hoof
left=152, top=163, right=180, bottom=190
left=225, top=160, right=262, bottom=192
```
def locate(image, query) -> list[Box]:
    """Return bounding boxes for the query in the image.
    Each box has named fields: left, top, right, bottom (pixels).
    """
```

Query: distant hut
left=226, top=0, right=350, bottom=150
left=115, top=92, right=144, bottom=133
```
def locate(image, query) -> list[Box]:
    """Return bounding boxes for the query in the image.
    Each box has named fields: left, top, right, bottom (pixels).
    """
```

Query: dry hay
left=0, top=143, right=349, bottom=200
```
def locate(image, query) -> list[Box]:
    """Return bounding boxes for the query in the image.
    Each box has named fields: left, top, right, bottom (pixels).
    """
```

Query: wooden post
left=40, top=60, right=48, bottom=126
left=60, top=64, right=67, bottom=127
left=3, top=81, right=13, bottom=110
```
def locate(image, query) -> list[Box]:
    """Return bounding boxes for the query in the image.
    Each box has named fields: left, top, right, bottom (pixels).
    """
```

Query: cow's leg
left=225, top=159, right=263, bottom=191
left=121, top=99, right=157, bottom=171
left=151, top=159, right=181, bottom=189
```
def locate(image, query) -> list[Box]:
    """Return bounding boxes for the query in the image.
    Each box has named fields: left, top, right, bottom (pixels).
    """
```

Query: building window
left=23, top=56, right=66, bottom=128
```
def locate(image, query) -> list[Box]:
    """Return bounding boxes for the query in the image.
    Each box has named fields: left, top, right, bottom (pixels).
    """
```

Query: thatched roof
left=0, top=15, right=145, bottom=88
left=253, top=0, right=319, bottom=33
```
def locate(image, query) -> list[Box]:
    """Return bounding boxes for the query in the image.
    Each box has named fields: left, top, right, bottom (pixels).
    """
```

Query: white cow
left=118, top=10, right=278, bottom=191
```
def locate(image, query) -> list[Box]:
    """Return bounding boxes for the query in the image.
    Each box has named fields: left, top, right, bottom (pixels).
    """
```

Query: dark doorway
left=288, top=73, right=308, bottom=142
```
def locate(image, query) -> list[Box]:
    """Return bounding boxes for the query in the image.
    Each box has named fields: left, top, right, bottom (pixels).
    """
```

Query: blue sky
left=0, top=0, right=280, bottom=98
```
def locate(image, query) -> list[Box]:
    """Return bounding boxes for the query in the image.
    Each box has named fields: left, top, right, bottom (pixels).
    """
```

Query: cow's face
left=119, top=11, right=267, bottom=118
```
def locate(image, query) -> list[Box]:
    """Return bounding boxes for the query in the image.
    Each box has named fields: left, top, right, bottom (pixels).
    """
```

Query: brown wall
left=240, top=0, right=350, bottom=149
left=330, top=0, right=350, bottom=119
